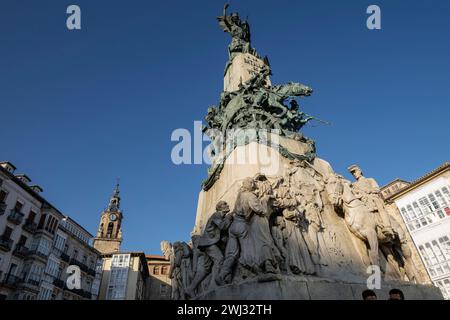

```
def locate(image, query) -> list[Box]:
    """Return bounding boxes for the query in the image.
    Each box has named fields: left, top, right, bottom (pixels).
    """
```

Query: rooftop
left=384, top=162, right=450, bottom=202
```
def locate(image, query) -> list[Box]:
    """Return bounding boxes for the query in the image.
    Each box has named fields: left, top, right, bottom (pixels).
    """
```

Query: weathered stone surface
left=194, top=136, right=312, bottom=236
left=193, top=275, right=442, bottom=300
left=224, top=53, right=271, bottom=92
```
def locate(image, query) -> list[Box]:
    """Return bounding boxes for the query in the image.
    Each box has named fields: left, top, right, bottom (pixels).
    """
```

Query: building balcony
left=67, top=287, right=84, bottom=297
left=0, top=236, right=13, bottom=252
left=69, top=259, right=89, bottom=273
left=1, top=275, right=23, bottom=288
left=83, top=291, right=92, bottom=299
left=53, top=278, right=65, bottom=289
left=13, top=244, right=31, bottom=258
left=22, top=221, right=38, bottom=234
left=0, top=203, right=7, bottom=215
left=87, top=268, right=96, bottom=277
left=28, top=249, right=48, bottom=261
left=60, top=252, right=70, bottom=263
left=7, top=210, right=24, bottom=225
left=26, top=278, right=40, bottom=287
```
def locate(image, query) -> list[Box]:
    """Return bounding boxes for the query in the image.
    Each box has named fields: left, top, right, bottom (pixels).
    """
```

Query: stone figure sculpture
left=348, top=165, right=394, bottom=233
left=167, top=6, right=436, bottom=300
left=271, top=176, right=315, bottom=274
left=190, top=201, right=233, bottom=290
left=219, top=178, right=280, bottom=283
left=170, top=241, right=192, bottom=300
left=329, top=175, right=380, bottom=266
left=185, top=235, right=212, bottom=298
left=271, top=216, right=289, bottom=273
left=288, top=160, right=329, bottom=267
left=217, top=3, right=255, bottom=61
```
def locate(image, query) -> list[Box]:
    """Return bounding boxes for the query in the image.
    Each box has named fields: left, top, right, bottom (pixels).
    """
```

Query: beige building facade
left=93, top=185, right=123, bottom=254
left=146, top=254, right=171, bottom=300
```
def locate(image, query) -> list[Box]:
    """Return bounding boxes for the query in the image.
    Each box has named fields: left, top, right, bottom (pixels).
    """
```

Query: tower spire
left=108, top=180, right=121, bottom=212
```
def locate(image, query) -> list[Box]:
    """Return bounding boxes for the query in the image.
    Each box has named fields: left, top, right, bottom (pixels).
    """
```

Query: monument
left=163, top=5, right=442, bottom=300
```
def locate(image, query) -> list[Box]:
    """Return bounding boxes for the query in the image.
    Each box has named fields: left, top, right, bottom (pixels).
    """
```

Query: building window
left=428, top=193, right=440, bottom=210
left=18, top=235, right=27, bottom=246
left=154, top=266, right=160, bottom=275
left=38, top=214, right=47, bottom=229
left=2, top=226, right=13, bottom=239
left=435, top=190, right=448, bottom=208
left=161, top=266, right=169, bottom=275
left=14, top=201, right=23, bottom=213
left=107, top=223, right=114, bottom=237
left=439, top=236, right=450, bottom=260
left=107, top=254, right=131, bottom=300
left=27, top=210, right=37, bottom=224
left=0, top=189, right=8, bottom=204
left=442, top=187, right=450, bottom=202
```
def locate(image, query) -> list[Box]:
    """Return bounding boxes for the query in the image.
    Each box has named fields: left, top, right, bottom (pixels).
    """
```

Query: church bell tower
left=93, top=184, right=123, bottom=254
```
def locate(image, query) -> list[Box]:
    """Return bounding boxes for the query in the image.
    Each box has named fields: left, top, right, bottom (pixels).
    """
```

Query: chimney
left=30, top=185, right=43, bottom=193
left=0, top=161, right=16, bottom=174
left=15, top=174, right=32, bottom=184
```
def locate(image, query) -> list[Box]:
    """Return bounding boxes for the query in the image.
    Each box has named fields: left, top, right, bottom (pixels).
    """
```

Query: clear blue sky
left=1, top=0, right=449, bottom=254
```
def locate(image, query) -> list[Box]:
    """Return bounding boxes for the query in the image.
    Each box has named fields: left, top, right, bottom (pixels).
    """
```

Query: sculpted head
left=191, top=235, right=201, bottom=248
left=348, top=165, right=363, bottom=180
left=274, top=216, right=286, bottom=228
left=230, top=12, right=240, bottom=23
left=241, top=177, right=256, bottom=192
left=160, top=241, right=172, bottom=259
left=216, top=201, right=230, bottom=214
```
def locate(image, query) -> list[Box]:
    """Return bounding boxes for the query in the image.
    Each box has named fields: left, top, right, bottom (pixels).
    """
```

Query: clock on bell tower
left=93, top=184, right=123, bottom=254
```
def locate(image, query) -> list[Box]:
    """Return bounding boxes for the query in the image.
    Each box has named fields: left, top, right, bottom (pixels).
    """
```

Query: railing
left=7, top=210, right=24, bottom=225
left=53, top=278, right=65, bottom=289
left=60, top=252, right=70, bottom=263
left=1, top=275, right=23, bottom=288
left=0, top=236, right=13, bottom=252
left=13, top=244, right=31, bottom=257
left=70, top=259, right=89, bottom=273
left=87, top=268, right=97, bottom=277
left=22, top=221, right=38, bottom=234
left=29, top=249, right=48, bottom=260
left=83, top=291, right=92, bottom=299
left=27, top=278, right=40, bottom=287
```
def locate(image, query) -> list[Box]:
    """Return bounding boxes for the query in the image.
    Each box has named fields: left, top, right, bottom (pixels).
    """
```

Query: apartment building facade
left=0, top=161, right=101, bottom=300
left=146, top=254, right=171, bottom=300
left=98, top=252, right=149, bottom=300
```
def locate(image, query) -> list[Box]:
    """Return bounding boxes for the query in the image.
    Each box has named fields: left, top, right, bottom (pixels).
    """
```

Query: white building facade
left=386, top=163, right=450, bottom=299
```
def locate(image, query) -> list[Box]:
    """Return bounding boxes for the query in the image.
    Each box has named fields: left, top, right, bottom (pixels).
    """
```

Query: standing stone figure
left=281, top=209, right=316, bottom=275
left=288, top=160, right=329, bottom=267
left=192, top=201, right=233, bottom=290
left=161, top=241, right=174, bottom=298
left=271, top=216, right=289, bottom=273
left=219, top=178, right=280, bottom=283
left=217, top=3, right=254, bottom=60
left=170, top=241, right=192, bottom=300
left=185, top=235, right=212, bottom=298
left=272, top=176, right=315, bottom=274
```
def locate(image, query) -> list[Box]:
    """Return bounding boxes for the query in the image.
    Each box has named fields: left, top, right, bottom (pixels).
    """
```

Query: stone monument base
left=194, top=275, right=442, bottom=300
